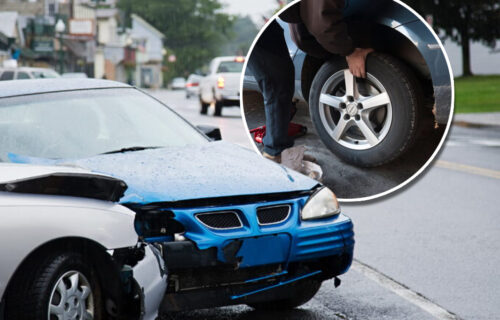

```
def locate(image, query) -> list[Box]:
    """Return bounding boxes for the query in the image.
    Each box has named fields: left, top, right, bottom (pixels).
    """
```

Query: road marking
left=352, top=260, right=458, bottom=320
left=435, top=160, right=500, bottom=179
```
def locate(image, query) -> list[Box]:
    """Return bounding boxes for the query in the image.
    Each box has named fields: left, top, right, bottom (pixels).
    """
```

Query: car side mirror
left=196, top=125, right=222, bottom=141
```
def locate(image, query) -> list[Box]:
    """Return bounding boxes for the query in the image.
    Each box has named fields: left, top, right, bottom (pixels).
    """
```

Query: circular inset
left=241, top=0, right=454, bottom=201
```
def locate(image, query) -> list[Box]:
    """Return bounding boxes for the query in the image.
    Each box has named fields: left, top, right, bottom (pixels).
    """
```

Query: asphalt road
left=242, top=90, right=445, bottom=200
left=151, top=89, right=499, bottom=320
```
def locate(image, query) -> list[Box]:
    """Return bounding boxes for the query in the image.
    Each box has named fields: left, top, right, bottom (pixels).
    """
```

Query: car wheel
left=4, top=252, right=103, bottom=320
left=214, top=100, right=223, bottom=117
left=308, top=53, right=421, bottom=167
left=200, top=97, right=209, bottom=115
left=247, top=280, right=321, bottom=311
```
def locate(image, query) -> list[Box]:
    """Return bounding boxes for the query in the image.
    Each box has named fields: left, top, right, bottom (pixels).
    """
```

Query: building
left=130, top=13, right=165, bottom=88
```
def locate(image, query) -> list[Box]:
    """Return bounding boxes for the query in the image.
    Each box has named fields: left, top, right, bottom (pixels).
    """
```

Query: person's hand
left=346, top=48, right=374, bottom=78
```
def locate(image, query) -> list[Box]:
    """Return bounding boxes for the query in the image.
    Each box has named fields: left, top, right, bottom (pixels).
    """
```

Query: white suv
left=199, top=56, right=244, bottom=116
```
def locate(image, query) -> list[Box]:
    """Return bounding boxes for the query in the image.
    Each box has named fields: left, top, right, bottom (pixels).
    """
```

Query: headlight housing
left=301, top=187, right=340, bottom=220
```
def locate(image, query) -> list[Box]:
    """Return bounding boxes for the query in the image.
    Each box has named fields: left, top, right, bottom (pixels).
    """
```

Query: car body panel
left=0, top=165, right=166, bottom=320
left=0, top=192, right=137, bottom=299
left=8, top=142, right=318, bottom=204
left=131, top=245, right=168, bottom=320
left=167, top=195, right=353, bottom=268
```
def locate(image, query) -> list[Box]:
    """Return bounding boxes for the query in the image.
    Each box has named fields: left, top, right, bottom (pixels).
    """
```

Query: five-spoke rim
left=48, top=271, right=94, bottom=320
left=318, top=69, right=392, bottom=150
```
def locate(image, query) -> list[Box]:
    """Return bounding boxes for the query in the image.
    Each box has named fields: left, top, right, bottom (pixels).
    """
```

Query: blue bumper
left=155, top=195, right=354, bottom=270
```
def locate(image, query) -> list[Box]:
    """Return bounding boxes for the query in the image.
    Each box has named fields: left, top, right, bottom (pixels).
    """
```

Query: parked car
left=244, top=0, right=452, bottom=167
left=0, top=67, right=60, bottom=81
left=0, top=79, right=354, bottom=315
left=171, top=77, right=186, bottom=90
left=199, top=56, right=244, bottom=116
left=0, top=164, right=166, bottom=320
left=62, top=72, right=88, bottom=78
left=185, top=74, right=203, bottom=99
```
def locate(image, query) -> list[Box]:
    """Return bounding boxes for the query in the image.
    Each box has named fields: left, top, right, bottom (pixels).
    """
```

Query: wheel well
left=300, top=23, right=434, bottom=110
left=2, top=237, right=139, bottom=318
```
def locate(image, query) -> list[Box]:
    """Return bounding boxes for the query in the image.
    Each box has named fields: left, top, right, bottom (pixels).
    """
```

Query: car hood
left=9, top=142, right=317, bottom=204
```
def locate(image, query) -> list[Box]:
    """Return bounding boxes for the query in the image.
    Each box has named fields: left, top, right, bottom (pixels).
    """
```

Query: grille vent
left=257, top=205, right=291, bottom=225
left=195, top=211, right=242, bottom=229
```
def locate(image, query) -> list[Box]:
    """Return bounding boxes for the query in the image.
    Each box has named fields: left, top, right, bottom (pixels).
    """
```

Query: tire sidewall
left=5, top=252, right=103, bottom=320
left=308, top=53, right=418, bottom=167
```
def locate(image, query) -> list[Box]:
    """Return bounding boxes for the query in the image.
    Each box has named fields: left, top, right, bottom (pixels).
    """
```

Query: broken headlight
left=301, top=187, right=340, bottom=221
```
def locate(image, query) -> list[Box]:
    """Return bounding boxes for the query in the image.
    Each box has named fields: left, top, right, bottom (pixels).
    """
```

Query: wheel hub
left=48, top=270, right=94, bottom=320
left=346, top=102, right=358, bottom=116
left=318, top=69, right=392, bottom=150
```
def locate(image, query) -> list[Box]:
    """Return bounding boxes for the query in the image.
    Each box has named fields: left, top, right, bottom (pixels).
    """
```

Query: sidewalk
left=453, top=112, right=500, bottom=128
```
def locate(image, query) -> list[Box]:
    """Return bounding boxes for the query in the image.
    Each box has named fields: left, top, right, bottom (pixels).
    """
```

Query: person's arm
left=300, top=0, right=373, bottom=78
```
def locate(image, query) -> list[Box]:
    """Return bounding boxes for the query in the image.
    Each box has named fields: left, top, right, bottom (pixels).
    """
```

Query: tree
left=118, top=0, right=234, bottom=81
left=221, top=15, right=259, bottom=56
left=404, top=0, right=500, bottom=76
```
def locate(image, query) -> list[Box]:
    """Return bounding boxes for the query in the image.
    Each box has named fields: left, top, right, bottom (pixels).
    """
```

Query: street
left=152, top=89, right=499, bottom=320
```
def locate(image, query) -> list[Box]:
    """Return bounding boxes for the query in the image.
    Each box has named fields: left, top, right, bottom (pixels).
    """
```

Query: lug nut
left=339, top=102, right=346, bottom=109
left=347, top=96, right=354, bottom=102
left=357, top=103, right=363, bottom=109
left=355, top=115, right=361, bottom=121
left=344, top=114, right=350, bottom=120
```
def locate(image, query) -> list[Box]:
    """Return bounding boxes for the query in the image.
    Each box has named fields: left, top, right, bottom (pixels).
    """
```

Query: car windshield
left=0, top=88, right=208, bottom=161
left=217, top=61, right=244, bottom=73
left=31, top=70, right=60, bottom=78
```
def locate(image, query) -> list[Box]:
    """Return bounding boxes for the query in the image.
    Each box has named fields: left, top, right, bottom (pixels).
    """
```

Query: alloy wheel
left=318, top=69, right=392, bottom=150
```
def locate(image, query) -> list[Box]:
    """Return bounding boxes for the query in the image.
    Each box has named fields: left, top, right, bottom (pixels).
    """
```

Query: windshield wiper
left=100, top=146, right=163, bottom=155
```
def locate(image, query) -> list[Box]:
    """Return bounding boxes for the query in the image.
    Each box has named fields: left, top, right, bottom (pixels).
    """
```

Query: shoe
left=262, top=152, right=281, bottom=163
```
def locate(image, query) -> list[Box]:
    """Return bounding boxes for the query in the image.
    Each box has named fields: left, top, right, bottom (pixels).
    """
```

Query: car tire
left=247, top=280, right=321, bottom=311
left=214, top=100, right=223, bottom=117
left=200, top=97, right=209, bottom=115
left=4, top=251, right=103, bottom=320
left=308, top=53, right=421, bottom=167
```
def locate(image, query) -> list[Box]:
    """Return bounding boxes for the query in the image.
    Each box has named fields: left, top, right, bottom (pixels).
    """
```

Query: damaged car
left=0, top=164, right=166, bottom=320
left=0, top=79, right=354, bottom=315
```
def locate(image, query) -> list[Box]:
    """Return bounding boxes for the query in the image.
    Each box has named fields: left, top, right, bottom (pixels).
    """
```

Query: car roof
left=0, top=78, right=130, bottom=99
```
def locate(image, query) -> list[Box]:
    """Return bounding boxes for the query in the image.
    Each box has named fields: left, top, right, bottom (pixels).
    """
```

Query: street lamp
left=55, top=19, right=66, bottom=74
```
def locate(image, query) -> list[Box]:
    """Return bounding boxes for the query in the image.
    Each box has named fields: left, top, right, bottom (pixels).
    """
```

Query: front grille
left=257, top=205, right=291, bottom=225
left=195, top=211, right=242, bottom=230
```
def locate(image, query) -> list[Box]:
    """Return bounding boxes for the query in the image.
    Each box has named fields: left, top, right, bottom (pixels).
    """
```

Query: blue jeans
left=247, top=21, right=294, bottom=156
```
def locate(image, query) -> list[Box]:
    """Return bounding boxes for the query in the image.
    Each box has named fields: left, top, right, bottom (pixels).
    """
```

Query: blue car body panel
left=9, top=141, right=317, bottom=204
left=166, top=195, right=353, bottom=268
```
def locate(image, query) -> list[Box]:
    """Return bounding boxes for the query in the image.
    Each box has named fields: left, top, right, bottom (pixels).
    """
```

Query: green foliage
left=404, top=0, right=499, bottom=46
left=118, top=0, right=235, bottom=81
left=221, top=15, right=259, bottom=56
left=404, top=0, right=500, bottom=75
left=454, top=76, right=500, bottom=113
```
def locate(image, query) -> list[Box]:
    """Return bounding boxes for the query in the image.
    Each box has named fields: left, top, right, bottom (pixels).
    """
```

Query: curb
left=452, top=120, right=500, bottom=129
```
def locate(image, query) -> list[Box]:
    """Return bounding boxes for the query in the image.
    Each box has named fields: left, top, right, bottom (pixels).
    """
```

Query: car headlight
left=301, top=187, right=340, bottom=220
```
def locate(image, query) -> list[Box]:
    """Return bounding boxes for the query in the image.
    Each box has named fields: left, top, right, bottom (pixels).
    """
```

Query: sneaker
left=262, top=152, right=281, bottom=163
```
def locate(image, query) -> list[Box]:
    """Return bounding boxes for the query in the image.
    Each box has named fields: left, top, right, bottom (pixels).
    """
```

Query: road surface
left=151, top=89, right=499, bottom=320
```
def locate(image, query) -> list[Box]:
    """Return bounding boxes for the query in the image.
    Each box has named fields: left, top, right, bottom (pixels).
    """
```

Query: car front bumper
left=146, top=195, right=354, bottom=311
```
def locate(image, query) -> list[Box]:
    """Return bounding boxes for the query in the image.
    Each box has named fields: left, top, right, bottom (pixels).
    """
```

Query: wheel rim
left=318, top=69, right=392, bottom=150
left=48, top=271, right=94, bottom=320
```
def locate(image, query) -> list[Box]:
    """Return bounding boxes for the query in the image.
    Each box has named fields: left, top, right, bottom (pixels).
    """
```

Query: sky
left=221, top=0, right=280, bottom=27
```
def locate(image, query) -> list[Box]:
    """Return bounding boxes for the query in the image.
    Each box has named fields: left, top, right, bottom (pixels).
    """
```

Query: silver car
left=0, top=164, right=166, bottom=320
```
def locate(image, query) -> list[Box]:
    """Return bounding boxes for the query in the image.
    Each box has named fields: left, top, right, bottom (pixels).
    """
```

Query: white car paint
left=199, top=56, right=243, bottom=104
left=0, top=164, right=166, bottom=319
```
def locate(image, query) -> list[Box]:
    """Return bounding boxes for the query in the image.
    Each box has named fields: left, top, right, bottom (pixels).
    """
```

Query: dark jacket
left=280, top=0, right=354, bottom=57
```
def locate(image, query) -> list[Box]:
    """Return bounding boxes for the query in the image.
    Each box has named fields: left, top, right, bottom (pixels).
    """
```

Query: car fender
left=0, top=192, right=138, bottom=300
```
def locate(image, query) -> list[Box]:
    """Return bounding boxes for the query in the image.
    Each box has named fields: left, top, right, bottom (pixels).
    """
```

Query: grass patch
left=454, top=75, right=500, bottom=113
